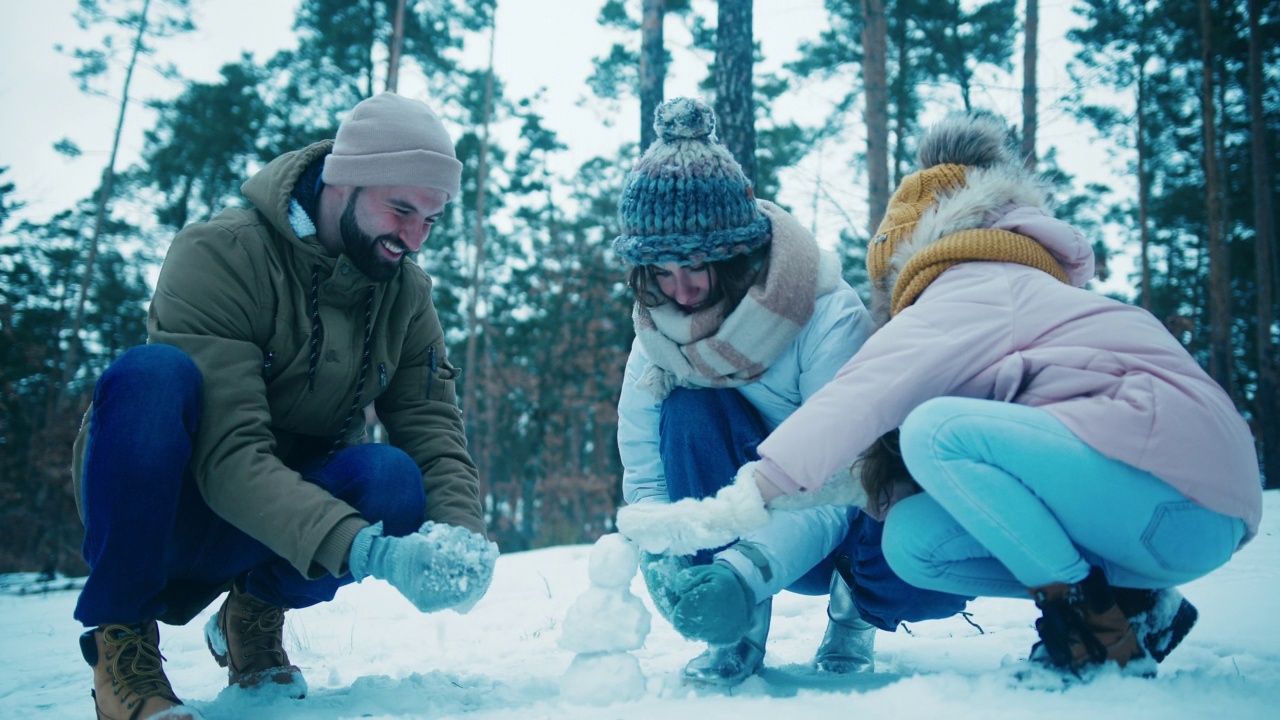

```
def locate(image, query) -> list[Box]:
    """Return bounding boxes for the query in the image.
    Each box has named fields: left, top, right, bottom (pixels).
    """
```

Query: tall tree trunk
left=1137, top=40, right=1152, bottom=310
left=715, top=0, right=756, bottom=185
left=363, top=1, right=377, bottom=97
left=862, top=0, right=890, bottom=235
left=1020, top=0, right=1038, bottom=169
left=639, top=0, right=667, bottom=151
left=1248, top=0, right=1278, bottom=489
left=463, top=21, right=497, bottom=505
left=945, top=0, right=973, bottom=111
left=889, top=13, right=910, bottom=186
left=1198, top=0, right=1232, bottom=395
left=386, top=0, right=407, bottom=92
left=60, top=0, right=152, bottom=409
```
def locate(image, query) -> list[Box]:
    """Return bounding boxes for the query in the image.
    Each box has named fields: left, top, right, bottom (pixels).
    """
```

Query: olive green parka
left=73, top=140, right=484, bottom=585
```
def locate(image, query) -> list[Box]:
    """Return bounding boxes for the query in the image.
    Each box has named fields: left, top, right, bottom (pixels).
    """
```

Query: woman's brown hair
left=857, top=429, right=920, bottom=517
left=626, top=244, right=771, bottom=316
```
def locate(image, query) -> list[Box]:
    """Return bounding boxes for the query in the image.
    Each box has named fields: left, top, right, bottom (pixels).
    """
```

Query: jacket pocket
left=425, top=345, right=461, bottom=405
left=1141, top=501, right=1240, bottom=576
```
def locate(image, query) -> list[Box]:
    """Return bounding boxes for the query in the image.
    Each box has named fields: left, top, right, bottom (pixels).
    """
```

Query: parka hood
left=240, top=139, right=335, bottom=258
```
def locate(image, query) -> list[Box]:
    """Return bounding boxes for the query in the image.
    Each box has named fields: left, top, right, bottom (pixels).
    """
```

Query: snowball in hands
left=639, top=552, right=692, bottom=624
left=349, top=521, right=499, bottom=613
left=615, top=463, right=771, bottom=555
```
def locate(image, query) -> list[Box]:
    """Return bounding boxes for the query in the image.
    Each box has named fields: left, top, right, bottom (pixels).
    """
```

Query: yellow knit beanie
left=866, top=162, right=1068, bottom=317
left=866, top=163, right=968, bottom=287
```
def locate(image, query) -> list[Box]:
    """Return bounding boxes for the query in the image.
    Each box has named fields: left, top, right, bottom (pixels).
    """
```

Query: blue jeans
left=74, top=344, right=426, bottom=627
left=659, top=387, right=968, bottom=630
left=884, top=396, right=1247, bottom=598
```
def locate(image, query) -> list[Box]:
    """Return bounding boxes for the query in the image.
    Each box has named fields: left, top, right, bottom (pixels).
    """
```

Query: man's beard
left=339, top=190, right=408, bottom=282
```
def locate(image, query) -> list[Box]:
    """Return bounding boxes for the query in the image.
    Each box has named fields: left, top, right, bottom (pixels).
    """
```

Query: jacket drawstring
left=307, top=266, right=322, bottom=392
left=327, top=285, right=376, bottom=461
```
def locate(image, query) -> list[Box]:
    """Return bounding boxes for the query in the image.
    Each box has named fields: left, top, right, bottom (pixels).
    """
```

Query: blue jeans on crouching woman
left=73, top=343, right=426, bottom=628
left=659, top=386, right=969, bottom=631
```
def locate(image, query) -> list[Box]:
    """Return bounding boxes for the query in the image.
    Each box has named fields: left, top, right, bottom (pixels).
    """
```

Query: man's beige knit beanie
left=322, top=92, right=462, bottom=200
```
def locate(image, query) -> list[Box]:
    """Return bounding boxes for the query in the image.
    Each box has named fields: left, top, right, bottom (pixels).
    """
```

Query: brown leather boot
left=79, top=621, right=200, bottom=720
left=204, top=581, right=306, bottom=696
left=1029, top=567, right=1144, bottom=672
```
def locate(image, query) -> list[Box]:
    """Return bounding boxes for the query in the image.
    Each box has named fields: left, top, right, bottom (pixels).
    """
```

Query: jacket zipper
left=379, top=362, right=388, bottom=389
left=263, top=350, right=275, bottom=379
left=426, top=345, right=437, bottom=397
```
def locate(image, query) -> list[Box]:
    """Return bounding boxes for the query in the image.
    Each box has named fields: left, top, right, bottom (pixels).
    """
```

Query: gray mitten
left=639, top=552, right=693, bottom=624
left=670, top=561, right=756, bottom=645
left=349, top=521, right=499, bottom=613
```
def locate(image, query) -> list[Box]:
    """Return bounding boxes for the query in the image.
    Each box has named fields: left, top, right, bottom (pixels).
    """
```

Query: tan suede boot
left=204, top=581, right=306, bottom=696
left=79, top=621, right=200, bottom=720
left=1030, top=567, right=1144, bottom=672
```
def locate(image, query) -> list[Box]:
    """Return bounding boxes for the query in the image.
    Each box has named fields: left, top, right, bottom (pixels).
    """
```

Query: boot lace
left=237, top=594, right=288, bottom=667
left=1033, top=590, right=1109, bottom=671
left=101, top=624, right=174, bottom=707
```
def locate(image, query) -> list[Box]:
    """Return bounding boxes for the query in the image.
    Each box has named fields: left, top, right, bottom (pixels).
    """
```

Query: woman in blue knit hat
left=612, top=97, right=969, bottom=686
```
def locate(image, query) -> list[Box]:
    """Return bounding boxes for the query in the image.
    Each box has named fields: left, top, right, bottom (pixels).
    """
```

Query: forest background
left=0, top=0, right=1276, bottom=576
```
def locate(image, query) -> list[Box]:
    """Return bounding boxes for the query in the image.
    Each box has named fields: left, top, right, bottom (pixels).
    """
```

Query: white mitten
left=616, top=464, right=771, bottom=555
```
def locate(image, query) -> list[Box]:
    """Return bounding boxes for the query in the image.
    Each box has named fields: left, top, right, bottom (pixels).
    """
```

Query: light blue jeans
left=882, top=397, right=1246, bottom=598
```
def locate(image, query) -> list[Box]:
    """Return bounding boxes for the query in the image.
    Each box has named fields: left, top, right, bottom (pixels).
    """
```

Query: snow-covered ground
left=4, top=491, right=1279, bottom=719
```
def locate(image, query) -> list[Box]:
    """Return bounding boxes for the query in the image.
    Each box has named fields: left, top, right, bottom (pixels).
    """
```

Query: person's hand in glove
left=639, top=551, right=693, bottom=624
left=348, top=520, right=499, bottom=613
left=669, top=561, right=757, bottom=645
left=616, top=461, right=866, bottom=555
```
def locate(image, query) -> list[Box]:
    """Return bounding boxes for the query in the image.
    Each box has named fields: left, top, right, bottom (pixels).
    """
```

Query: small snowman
left=558, top=533, right=651, bottom=705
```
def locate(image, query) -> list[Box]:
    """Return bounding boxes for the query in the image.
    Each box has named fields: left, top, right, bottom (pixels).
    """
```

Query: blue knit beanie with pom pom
left=613, top=97, right=771, bottom=266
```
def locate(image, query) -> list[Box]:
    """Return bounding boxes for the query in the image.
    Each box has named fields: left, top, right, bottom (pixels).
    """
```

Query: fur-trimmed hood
left=868, top=113, right=1095, bottom=326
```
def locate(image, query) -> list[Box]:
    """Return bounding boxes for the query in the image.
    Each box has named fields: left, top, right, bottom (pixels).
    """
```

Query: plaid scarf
left=633, top=200, right=842, bottom=400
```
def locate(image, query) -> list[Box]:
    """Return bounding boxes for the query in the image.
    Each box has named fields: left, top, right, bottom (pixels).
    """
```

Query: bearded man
left=70, top=92, right=496, bottom=720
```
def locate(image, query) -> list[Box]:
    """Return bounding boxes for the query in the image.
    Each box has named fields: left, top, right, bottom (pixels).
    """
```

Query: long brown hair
left=626, top=244, right=771, bottom=315
left=857, top=429, right=919, bottom=517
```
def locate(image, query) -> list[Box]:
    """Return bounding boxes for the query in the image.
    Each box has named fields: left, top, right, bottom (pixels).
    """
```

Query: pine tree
left=790, top=0, right=1017, bottom=234
left=141, top=58, right=271, bottom=229
left=640, top=0, right=669, bottom=151
left=715, top=0, right=757, bottom=184
left=55, top=0, right=196, bottom=408
left=1021, top=0, right=1038, bottom=168
left=1246, top=0, right=1278, bottom=489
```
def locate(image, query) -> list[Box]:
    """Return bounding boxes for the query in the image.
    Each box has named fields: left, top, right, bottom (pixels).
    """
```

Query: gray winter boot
left=814, top=570, right=876, bottom=673
left=682, top=597, right=771, bottom=686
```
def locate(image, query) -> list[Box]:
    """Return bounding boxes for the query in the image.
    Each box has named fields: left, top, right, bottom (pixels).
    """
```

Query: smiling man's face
left=339, top=185, right=448, bottom=281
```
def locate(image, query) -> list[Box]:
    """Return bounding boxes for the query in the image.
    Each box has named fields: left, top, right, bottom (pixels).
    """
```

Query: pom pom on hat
left=653, top=97, right=717, bottom=141
left=613, top=97, right=770, bottom=266
left=322, top=92, right=463, bottom=200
